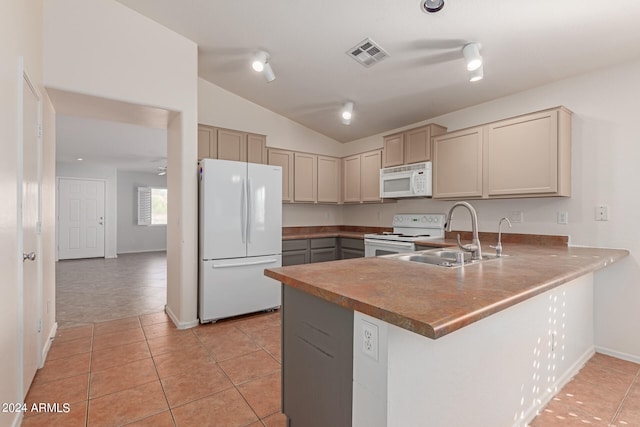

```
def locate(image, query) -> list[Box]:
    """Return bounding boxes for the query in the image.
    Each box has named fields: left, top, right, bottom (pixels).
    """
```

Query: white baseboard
left=165, top=305, right=199, bottom=330
left=117, top=249, right=167, bottom=255
left=41, top=322, right=58, bottom=367
left=11, top=412, right=23, bottom=427
left=518, top=346, right=595, bottom=427
left=595, top=345, right=640, bottom=364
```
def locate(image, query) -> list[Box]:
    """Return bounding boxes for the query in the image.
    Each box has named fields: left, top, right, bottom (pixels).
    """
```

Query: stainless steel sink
left=386, top=248, right=503, bottom=268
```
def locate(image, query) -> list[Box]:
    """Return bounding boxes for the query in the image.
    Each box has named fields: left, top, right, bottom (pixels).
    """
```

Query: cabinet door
left=217, top=128, right=246, bottom=162
left=317, top=156, right=340, bottom=203
left=283, top=250, right=309, bottom=266
left=486, top=110, right=558, bottom=196
left=361, top=150, right=382, bottom=202
left=310, top=248, right=337, bottom=263
left=268, top=149, right=294, bottom=202
left=404, top=125, right=431, bottom=164
left=340, top=248, right=364, bottom=260
left=383, top=133, right=404, bottom=167
left=342, top=155, right=361, bottom=203
left=432, top=127, right=484, bottom=199
left=197, top=125, right=217, bottom=160
left=294, top=153, right=317, bottom=202
left=247, top=133, right=267, bottom=164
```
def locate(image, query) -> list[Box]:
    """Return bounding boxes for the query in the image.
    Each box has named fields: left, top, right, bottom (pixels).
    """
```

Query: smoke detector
left=346, top=38, right=389, bottom=67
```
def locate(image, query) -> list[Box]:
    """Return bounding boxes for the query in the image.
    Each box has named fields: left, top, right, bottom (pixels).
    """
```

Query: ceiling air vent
left=346, top=38, right=389, bottom=67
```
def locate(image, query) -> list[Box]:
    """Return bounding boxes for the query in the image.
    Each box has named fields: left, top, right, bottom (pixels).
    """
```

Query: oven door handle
left=364, top=239, right=416, bottom=248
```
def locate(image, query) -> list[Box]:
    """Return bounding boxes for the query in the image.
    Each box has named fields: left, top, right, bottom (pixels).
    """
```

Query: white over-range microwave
left=379, top=161, right=432, bottom=198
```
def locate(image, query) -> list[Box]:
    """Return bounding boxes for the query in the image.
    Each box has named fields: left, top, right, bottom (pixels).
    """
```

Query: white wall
left=117, top=171, right=167, bottom=254
left=341, top=60, right=640, bottom=360
left=44, top=0, right=198, bottom=327
left=198, top=78, right=348, bottom=227
left=1, top=1, right=56, bottom=425
left=56, top=162, right=118, bottom=258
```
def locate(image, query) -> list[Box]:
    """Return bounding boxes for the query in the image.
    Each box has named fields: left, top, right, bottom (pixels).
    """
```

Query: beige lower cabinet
left=433, top=106, right=572, bottom=199
left=198, top=125, right=266, bottom=164
left=267, top=148, right=294, bottom=202
left=433, top=127, right=484, bottom=199
left=342, top=150, right=383, bottom=203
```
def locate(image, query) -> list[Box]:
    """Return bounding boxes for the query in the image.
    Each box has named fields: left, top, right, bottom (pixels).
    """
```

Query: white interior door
left=58, top=178, right=106, bottom=259
left=21, top=68, right=41, bottom=398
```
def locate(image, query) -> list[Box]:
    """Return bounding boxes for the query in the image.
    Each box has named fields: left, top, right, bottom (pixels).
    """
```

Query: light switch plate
left=557, top=211, right=568, bottom=224
left=510, top=211, right=524, bottom=223
left=595, top=205, right=609, bottom=221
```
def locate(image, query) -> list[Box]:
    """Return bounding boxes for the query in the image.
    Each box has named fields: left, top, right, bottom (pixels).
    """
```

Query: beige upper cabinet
left=382, top=133, right=404, bottom=167
left=317, top=156, right=340, bottom=203
left=404, top=124, right=447, bottom=164
left=294, top=152, right=318, bottom=202
left=198, top=125, right=267, bottom=164
left=361, top=150, right=383, bottom=202
left=486, top=108, right=571, bottom=197
left=342, top=154, right=361, bottom=203
left=197, top=125, right=217, bottom=160
left=433, top=127, right=484, bottom=199
left=433, top=106, right=572, bottom=200
left=383, top=124, right=447, bottom=167
left=267, top=148, right=294, bottom=202
left=247, top=133, right=267, bottom=164
left=217, top=128, right=246, bottom=162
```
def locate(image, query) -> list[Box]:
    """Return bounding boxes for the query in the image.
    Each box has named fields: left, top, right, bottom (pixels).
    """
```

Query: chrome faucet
left=445, top=201, right=482, bottom=260
left=490, top=217, right=512, bottom=257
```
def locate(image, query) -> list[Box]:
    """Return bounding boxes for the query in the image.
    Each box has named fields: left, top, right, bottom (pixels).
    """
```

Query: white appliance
left=364, top=213, right=445, bottom=257
left=379, top=161, right=432, bottom=198
left=199, top=159, right=282, bottom=323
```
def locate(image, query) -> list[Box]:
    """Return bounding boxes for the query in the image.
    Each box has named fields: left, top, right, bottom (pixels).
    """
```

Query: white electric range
left=364, top=213, right=446, bottom=257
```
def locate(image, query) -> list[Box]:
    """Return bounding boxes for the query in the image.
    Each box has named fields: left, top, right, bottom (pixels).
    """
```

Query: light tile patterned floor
left=529, top=353, right=640, bottom=426
left=28, top=252, right=640, bottom=426
left=24, top=310, right=286, bottom=426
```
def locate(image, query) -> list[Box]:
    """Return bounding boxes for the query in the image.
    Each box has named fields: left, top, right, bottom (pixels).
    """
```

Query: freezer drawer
left=199, top=255, right=282, bottom=323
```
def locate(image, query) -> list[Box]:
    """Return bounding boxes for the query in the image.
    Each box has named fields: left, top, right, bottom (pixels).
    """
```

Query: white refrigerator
left=199, top=158, right=282, bottom=323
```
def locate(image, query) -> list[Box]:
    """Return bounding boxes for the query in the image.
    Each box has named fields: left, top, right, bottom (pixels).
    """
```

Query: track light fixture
left=462, top=43, right=482, bottom=71
left=252, top=51, right=276, bottom=82
left=341, top=102, right=354, bottom=125
left=469, top=66, right=484, bottom=82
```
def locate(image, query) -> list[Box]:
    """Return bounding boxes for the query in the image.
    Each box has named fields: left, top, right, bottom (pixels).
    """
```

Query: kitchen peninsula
left=264, top=242, right=629, bottom=427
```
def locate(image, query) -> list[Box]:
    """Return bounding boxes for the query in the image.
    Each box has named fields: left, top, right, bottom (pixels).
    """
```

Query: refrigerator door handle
left=212, top=258, right=278, bottom=268
left=247, top=178, right=252, bottom=243
left=241, top=178, right=247, bottom=243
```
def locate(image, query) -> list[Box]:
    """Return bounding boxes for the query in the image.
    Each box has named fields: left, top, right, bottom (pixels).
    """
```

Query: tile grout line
left=609, top=367, right=640, bottom=426
left=143, top=314, right=179, bottom=427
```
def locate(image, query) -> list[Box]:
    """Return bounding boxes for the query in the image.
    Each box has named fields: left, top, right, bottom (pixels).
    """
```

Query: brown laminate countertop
left=265, top=243, right=629, bottom=340
left=282, top=225, right=390, bottom=241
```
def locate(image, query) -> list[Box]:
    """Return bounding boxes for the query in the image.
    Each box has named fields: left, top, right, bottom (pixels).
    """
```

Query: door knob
left=23, top=252, right=36, bottom=262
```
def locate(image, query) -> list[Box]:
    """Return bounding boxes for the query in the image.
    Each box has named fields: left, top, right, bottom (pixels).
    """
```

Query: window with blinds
left=137, top=187, right=167, bottom=226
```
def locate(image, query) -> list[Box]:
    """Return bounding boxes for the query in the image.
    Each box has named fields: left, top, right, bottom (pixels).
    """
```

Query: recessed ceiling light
left=76, top=157, right=83, bottom=161
left=422, top=0, right=444, bottom=13
left=341, top=102, right=354, bottom=125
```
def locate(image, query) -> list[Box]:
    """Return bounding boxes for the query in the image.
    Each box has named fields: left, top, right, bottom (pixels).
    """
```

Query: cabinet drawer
left=283, top=239, right=308, bottom=252
left=340, top=238, right=364, bottom=251
left=310, top=238, right=336, bottom=249
left=283, top=250, right=308, bottom=266
left=341, top=248, right=364, bottom=260
left=310, top=248, right=337, bottom=263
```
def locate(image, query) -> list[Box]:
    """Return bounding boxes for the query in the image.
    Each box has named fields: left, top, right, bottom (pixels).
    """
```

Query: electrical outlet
left=595, top=205, right=609, bottom=221
left=510, top=211, right=524, bottom=223
left=361, top=320, right=379, bottom=361
left=557, top=211, right=568, bottom=224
